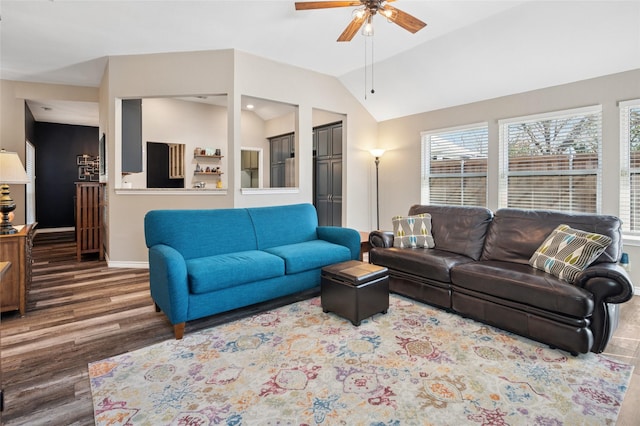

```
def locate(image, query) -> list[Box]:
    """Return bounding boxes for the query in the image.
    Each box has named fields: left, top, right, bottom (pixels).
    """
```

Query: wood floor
left=0, top=232, right=638, bottom=425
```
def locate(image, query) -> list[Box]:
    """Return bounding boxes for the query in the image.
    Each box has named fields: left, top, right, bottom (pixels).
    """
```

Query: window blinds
left=421, top=124, right=488, bottom=207
left=499, top=106, right=602, bottom=213
left=620, top=99, right=640, bottom=233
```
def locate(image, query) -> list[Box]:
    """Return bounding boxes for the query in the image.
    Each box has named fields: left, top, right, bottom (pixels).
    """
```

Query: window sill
left=623, top=234, right=640, bottom=247
left=115, top=188, right=227, bottom=196
left=241, top=187, right=299, bottom=195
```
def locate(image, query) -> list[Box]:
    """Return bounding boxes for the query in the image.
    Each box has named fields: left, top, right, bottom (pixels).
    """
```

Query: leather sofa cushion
left=481, top=208, right=622, bottom=265
left=265, top=240, right=352, bottom=274
left=370, top=247, right=475, bottom=283
left=408, top=205, right=493, bottom=260
left=451, top=260, right=594, bottom=318
left=187, top=250, right=284, bottom=294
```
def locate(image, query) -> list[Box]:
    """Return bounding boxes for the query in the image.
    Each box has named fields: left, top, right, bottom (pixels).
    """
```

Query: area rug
left=89, top=295, right=633, bottom=425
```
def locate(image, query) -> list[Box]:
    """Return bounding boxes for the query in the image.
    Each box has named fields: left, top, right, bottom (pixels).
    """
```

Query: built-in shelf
left=194, top=155, right=223, bottom=159
left=194, top=172, right=223, bottom=175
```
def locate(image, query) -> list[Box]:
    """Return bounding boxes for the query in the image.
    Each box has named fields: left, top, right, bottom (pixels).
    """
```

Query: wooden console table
left=0, top=223, right=37, bottom=316
left=76, top=182, right=105, bottom=261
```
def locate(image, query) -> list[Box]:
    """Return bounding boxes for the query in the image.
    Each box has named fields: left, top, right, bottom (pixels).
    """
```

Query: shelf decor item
left=0, top=150, right=30, bottom=235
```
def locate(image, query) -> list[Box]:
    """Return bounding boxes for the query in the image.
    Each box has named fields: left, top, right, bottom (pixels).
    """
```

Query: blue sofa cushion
left=265, top=240, right=351, bottom=274
left=248, top=204, right=318, bottom=250
left=186, top=250, right=284, bottom=294
left=145, top=209, right=258, bottom=260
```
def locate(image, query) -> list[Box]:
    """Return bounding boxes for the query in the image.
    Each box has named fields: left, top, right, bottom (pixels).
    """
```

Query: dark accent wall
left=33, top=122, right=98, bottom=229
left=25, top=103, right=36, bottom=144
left=147, top=142, right=184, bottom=188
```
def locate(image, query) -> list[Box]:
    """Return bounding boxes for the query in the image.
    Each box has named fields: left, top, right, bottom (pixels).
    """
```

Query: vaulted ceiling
left=2, top=1, right=639, bottom=125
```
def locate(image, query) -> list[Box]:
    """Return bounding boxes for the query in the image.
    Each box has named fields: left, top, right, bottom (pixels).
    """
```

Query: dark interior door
left=313, top=122, right=342, bottom=226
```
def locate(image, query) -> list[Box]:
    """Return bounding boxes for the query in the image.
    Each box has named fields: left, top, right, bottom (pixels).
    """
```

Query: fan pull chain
left=371, top=37, right=375, bottom=95
left=364, top=36, right=368, bottom=100
left=364, top=35, right=375, bottom=100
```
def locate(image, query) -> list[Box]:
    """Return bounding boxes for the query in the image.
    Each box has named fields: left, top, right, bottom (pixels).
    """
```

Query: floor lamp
left=0, top=150, right=30, bottom=235
left=370, top=149, right=385, bottom=230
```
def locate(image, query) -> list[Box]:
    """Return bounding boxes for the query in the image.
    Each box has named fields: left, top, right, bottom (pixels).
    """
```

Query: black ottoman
left=321, top=260, right=389, bottom=326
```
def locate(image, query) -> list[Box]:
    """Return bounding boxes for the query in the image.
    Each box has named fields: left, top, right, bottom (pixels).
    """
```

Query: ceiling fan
left=295, top=0, right=427, bottom=42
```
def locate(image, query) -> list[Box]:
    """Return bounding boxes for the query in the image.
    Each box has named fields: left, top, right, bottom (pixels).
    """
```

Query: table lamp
left=0, top=149, right=30, bottom=235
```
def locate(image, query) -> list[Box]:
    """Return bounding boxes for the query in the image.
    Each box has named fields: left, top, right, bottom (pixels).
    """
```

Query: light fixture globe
left=370, top=148, right=386, bottom=159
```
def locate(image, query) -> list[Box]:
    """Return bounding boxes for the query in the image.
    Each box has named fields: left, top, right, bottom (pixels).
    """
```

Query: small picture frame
left=77, top=154, right=91, bottom=165
left=78, top=166, right=89, bottom=180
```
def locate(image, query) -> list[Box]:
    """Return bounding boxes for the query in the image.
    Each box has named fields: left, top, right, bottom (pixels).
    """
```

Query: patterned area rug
left=89, top=295, right=633, bottom=425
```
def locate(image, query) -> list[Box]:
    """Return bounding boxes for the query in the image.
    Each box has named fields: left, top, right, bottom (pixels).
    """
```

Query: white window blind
left=620, top=99, right=640, bottom=233
left=421, top=124, right=488, bottom=207
left=498, top=106, right=602, bottom=213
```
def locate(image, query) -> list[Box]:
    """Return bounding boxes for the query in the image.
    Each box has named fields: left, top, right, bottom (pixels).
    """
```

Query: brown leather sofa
left=369, top=205, right=634, bottom=355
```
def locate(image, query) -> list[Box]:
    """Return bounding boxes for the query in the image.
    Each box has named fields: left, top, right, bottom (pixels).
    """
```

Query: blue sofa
left=144, top=203, right=361, bottom=338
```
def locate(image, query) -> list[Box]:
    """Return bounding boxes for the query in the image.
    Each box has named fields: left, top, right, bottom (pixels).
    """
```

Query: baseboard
left=106, top=259, right=149, bottom=269
left=35, top=227, right=74, bottom=234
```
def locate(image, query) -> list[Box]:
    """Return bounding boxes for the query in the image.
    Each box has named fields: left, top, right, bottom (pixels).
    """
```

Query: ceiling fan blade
left=381, top=4, right=427, bottom=34
left=295, top=1, right=362, bottom=10
left=337, top=11, right=368, bottom=42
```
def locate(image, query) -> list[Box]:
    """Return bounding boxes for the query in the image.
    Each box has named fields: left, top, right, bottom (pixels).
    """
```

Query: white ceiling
left=3, top=0, right=640, bottom=125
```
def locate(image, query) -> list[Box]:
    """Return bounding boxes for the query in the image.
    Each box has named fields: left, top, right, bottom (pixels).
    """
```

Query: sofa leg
left=174, top=323, right=185, bottom=340
left=154, top=303, right=161, bottom=313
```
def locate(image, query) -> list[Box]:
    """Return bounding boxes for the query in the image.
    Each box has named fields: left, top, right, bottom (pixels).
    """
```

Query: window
left=498, top=106, right=602, bottom=213
left=620, top=99, right=640, bottom=233
left=421, top=124, right=488, bottom=206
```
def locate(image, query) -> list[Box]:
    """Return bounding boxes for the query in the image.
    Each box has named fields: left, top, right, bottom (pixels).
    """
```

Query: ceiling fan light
left=353, top=7, right=366, bottom=20
left=381, top=8, right=396, bottom=21
left=362, top=15, right=374, bottom=36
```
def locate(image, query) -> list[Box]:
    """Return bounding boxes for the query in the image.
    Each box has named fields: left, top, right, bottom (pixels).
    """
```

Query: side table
left=359, top=231, right=371, bottom=261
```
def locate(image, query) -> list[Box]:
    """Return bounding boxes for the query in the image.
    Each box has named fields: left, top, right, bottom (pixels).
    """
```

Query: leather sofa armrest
left=574, top=263, right=635, bottom=304
left=369, top=230, right=394, bottom=248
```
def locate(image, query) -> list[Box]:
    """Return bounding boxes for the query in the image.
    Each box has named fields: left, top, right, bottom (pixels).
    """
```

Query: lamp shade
left=370, top=148, right=386, bottom=158
left=0, top=150, right=30, bottom=184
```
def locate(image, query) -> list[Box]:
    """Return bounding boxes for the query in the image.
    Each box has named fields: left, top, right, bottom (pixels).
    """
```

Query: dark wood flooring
left=0, top=232, right=638, bottom=425
left=0, top=232, right=314, bottom=425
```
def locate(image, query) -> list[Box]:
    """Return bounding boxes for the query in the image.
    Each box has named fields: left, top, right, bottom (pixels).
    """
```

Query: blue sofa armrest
left=317, top=226, right=361, bottom=260
left=148, top=244, right=190, bottom=325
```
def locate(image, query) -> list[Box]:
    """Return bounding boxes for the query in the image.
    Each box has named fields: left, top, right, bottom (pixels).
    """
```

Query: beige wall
left=103, top=49, right=379, bottom=265
left=5, top=56, right=637, bottom=285
left=233, top=51, right=379, bottom=221
left=0, top=80, right=99, bottom=224
left=240, top=110, right=270, bottom=187
left=377, top=68, right=640, bottom=286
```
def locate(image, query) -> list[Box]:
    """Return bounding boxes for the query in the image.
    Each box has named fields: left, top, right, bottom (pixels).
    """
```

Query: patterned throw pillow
left=392, top=214, right=435, bottom=249
left=529, top=224, right=612, bottom=284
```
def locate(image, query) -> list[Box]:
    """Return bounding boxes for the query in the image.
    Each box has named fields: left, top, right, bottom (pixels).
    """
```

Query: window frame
left=420, top=122, right=489, bottom=207
left=619, top=99, right=640, bottom=234
left=498, top=105, right=603, bottom=213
